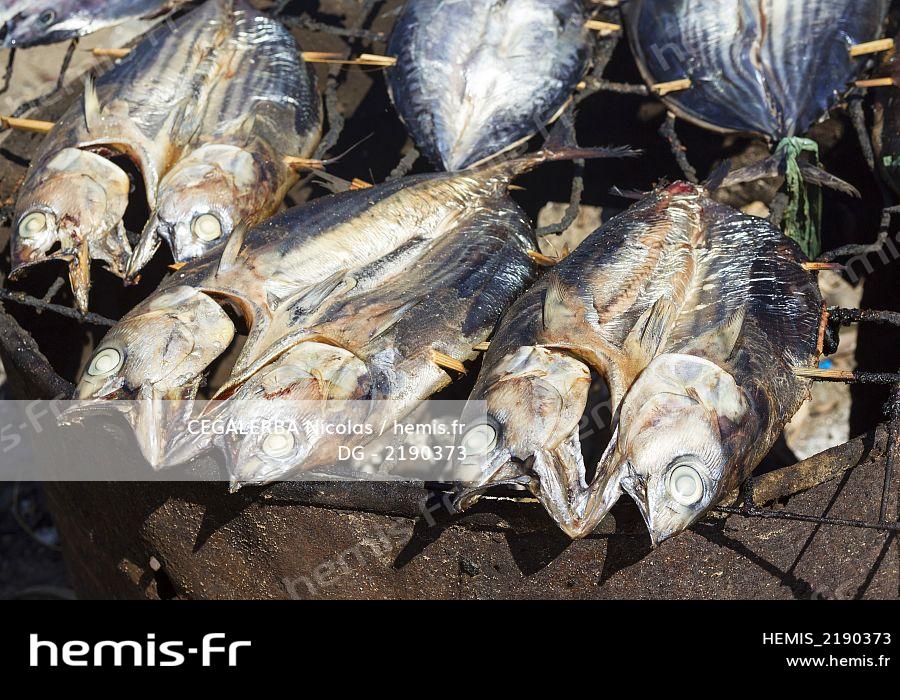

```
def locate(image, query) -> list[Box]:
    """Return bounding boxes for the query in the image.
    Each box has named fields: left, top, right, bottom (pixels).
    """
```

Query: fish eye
left=667, top=461, right=704, bottom=506
left=191, top=213, right=223, bottom=242
left=461, top=422, right=497, bottom=455
left=87, top=347, right=123, bottom=377
left=38, top=10, right=56, bottom=25
left=18, top=212, right=48, bottom=238
left=261, top=429, right=294, bottom=458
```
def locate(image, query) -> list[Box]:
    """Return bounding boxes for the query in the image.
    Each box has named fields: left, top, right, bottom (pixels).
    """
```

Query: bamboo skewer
left=856, top=77, right=895, bottom=88
left=92, top=47, right=398, bottom=67
left=585, top=20, right=622, bottom=33
left=802, top=262, right=844, bottom=271
left=849, top=38, right=894, bottom=57
left=91, top=47, right=131, bottom=58
left=349, top=178, right=373, bottom=190
left=0, top=116, right=54, bottom=133
left=651, top=78, right=692, bottom=96
left=793, top=368, right=855, bottom=381
left=473, top=342, right=491, bottom=352
left=432, top=350, right=466, bottom=374
left=283, top=156, right=325, bottom=170
left=527, top=250, right=559, bottom=266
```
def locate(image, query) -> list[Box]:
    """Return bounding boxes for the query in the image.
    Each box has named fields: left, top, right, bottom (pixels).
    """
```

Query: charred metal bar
left=0, top=288, right=117, bottom=327
left=388, top=143, right=420, bottom=180
left=583, top=78, right=649, bottom=96
left=817, top=206, right=898, bottom=261
left=0, top=48, right=15, bottom=97
left=827, top=306, right=900, bottom=327
left=536, top=160, right=585, bottom=237
left=8, top=39, right=79, bottom=122
left=715, top=504, right=900, bottom=532
left=284, top=15, right=386, bottom=42
left=315, top=0, right=383, bottom=158
left=659, top=111, right=698, bottom=183
left=848, top=95, right=876, bottom=171
left=880, top=385, right=900, bottom=524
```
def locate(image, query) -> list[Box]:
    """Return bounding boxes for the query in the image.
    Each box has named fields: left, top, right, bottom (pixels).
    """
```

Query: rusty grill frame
left=0, top=0, right=897, bottom=546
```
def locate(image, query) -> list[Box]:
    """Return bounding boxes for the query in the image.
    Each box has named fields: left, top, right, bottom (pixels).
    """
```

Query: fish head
left=12, top=148, right=131, bottom=311
left=0, top=4, right=80, bottom=48
left=217, top=342, right=371, bottom=490
left=129, top=145, right=264, bottom=275
left=606, top=353, right=752, bottom=546
left=74, top=286, right=235, bottom=466
left=456, top=345, right=594, bottom=536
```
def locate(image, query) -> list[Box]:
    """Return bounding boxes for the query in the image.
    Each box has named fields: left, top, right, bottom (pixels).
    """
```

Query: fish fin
left=703, top=160, right=732, bottom=191
left=279, top=270, right=351, bottom=316
left=623, top=297, right=676, bottom=369
left=716, top=154, right=782, bottom=189
left=83, top=74, right=101, bottom=133
left=542, top=276, right=577, bottom=331
left=216, top=220, right=248, bottom=275
left=797, top=162, right=860, bottom=198
left=680, top=307, right=746, bottom=360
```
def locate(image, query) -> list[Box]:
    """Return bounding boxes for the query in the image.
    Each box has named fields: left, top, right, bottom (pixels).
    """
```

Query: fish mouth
left=10, top=235, right=94, bottom=314
left=127, top=212, right=172, bottom=280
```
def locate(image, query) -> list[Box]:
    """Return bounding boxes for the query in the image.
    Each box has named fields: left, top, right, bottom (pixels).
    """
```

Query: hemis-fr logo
left=30, top=633, right=251, bottom=668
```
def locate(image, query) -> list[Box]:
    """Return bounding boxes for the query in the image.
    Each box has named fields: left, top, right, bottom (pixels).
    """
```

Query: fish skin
left=69, top=284, right=235, bottom=467
left=386, top=0, right=590, bottom=170
left=169, top=201, right=538, bottom=483
left=0, top=0, right=189, bottom=48
left=79, top=145, right=628, bottom=470
left=454, top=182, right=823, bottom=543
left=10, top=0, right=246, bottom=311
left=126, top=7, right=322, bottom=276
left=625, top=0, right=889, bottom=139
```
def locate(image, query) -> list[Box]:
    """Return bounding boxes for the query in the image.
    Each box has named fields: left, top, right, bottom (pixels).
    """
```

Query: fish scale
left=454, top=182, right=823, bottom=544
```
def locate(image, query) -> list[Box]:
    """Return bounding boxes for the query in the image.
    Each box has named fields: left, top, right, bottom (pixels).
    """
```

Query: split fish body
left=454, top=182, right=823, bottom=544
left=11, top=0, right=250, bottom=311
left=0, top=0, right=189, bottom=48
left=127, top=7, right=322, bottom=275
left=76, top=144, right=629, bottom=471
left=625, top=0, right=889, bottom=138
left=386, top=0, right=590, bottom=170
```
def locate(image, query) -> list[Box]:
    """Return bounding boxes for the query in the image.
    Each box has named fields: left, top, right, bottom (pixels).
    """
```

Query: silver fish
left=386, top=0, right=591, bottom=170
left=126, top=6, right=322, bottom=276
left=625, top=0, right=889, bottom=138
left=75, top=143, right=630, bottom=470
left=0, top=0, right=188, bottom=49
left=10, top=0, right=243, bottom=312
left=455, top=182, right=824, bottom=544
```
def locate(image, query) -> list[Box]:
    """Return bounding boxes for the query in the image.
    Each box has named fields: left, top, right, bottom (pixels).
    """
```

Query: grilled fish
left=625, top=0, right=889, bottom=138
left=0, top=0, right=188, bottom=48
left=386, top=0, right=591, bottom=170
left=75, top=142, right=632, bottom=470
left=10, top=0, right=247, bottom=312
left=126, top=7, right=322, bottom=276
left=454, top=182, right=823, bottom=544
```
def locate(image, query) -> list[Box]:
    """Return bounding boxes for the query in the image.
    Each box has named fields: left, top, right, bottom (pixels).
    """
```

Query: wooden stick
left=167, top=261, right=187, bottom=271
left=585, top=20, right=622, bottom=33
left=283, top=156, right=325, bottom=170
left=302, top=51, right=396, bottom=67
left=0, top=115, right=54, bottom=133
left=652, top=78, right=691, bottom=96
left=856, top=77, right=895, bottom=88
left=91, top=48, right=130, bottom=58
left=349, top=178, right=373, bottom=190
left=432, top=350, right=466, bottom=374
left=849, top=38, right=894, bottom=57
left=92, top=47, right=398, bottom=67
left=527, top=250, right=559, bottom=266
left=473, top=342, right=491, bottom=352
left=802, top=261, right=844, bottom=271
left=792, top=367, right=855, bottom=381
